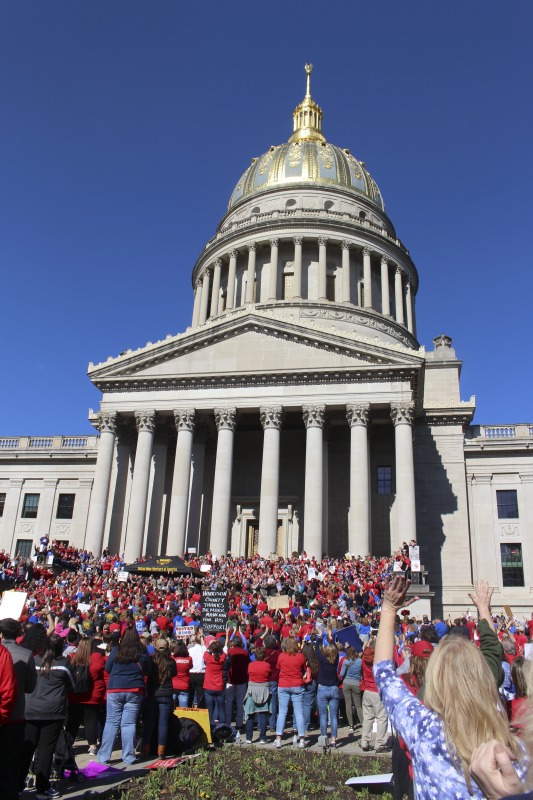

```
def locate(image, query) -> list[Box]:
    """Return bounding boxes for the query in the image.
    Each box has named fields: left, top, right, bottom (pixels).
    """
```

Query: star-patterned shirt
left=373, top=659, right=527, bottom=800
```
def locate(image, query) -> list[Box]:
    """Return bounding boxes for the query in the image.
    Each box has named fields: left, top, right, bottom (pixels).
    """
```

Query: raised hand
left=382, top=573, right=412, bottom=612
left=467, top=580, right=494, bottom=622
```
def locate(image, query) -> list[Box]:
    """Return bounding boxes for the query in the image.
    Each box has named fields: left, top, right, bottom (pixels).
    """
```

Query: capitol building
left=1, top=68, right=532, bottom=613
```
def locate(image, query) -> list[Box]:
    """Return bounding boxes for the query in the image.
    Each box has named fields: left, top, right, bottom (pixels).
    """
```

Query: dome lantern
left=289, top=64, right=326, bottom=144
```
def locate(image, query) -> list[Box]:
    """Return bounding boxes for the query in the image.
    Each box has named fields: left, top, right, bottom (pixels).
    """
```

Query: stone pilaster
left=293, top=237, right=303, bottom=299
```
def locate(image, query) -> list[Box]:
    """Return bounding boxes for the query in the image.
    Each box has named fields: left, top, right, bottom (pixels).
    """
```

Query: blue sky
left=1, top=2, right=532, bottom=435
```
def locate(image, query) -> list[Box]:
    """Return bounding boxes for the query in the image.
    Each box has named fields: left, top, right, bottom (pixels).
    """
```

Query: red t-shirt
left=172, top=656, right=193, bottom=691
left=203, top=651, right=227, bottom=691
left=156, top=616, right=171, bottom=631
left=248, top=660, right=271, bottom=684
left=277, top=652, right=306, bottom=688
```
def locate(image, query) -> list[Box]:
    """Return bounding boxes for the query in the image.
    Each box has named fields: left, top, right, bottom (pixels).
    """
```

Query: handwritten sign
left=201, top=590, right=228, bottom=633
left=117, top=571, right=129, bottom=582
left=267, top=595, right=290, bottom=611
left=174, top=625, right=196, bottom=640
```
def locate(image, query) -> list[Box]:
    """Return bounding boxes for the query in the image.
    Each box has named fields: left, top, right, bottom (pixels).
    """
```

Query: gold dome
left=228, top=66, right=384, bottom=211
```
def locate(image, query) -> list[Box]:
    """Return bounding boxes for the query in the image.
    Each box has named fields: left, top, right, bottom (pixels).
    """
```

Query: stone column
left=144, top=427, right=169, bottom=557
left=168, top=409, right=196, bottom=556
left=293, top=236, right=303, bottom=299
left=318, top=237, right=328, bottom=300
left=84, top=411, right=117, bottom=556
left=341, top=241, right=351, bottom=303
left=245, top=243, right=257, bottom=303
left=363, top=248, right=373, bottom=308
left=346, top=404, right=371, bottom=557
left=199, top=269, right=211, bottom=325
left=191, top=284, right=201, bottom=328
left=381, top=256, right=391, bottom=316
left=209, top=408, right=237, bottom=556
left=395, top=267, right=405, bottom=325
left=268, top=238, right=279, bottom=301
left=124, top=411, right=156, bottom=562
left=258, top=406, right=283, bottom=556
left=303, top=405, right=326, bottom=560
left=210, top=259, right=222, bottom=318
left=226, top=249, right=238, bottom=310
left=406, top=281, right=414, bottom=333
left=187, top=430, right=207, bottom=553
left=0, top=479, right=23, bottom=552
left=391, top=403, right=416, bottom=551
left=107, top=426, right=134, bottom=557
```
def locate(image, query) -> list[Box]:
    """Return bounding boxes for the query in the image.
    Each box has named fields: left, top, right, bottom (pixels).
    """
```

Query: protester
left=340, top=645, right=363, bottom=732
left=359, top=639, right=389, bottom=753
left=203, top=639, right=230, bottom=725
left=315, top=634, right=340, bottom=746
left=65, top=636, right=106, bottom=756
left=143, top=638, right=177, bottom=758
left=172, top=640, right=193, bottom=708
left=224, top=632, right=250, bottom=731
left=243, top=645, right=271, bottom=744
left=274, top=635, right=306, bottom=748
left=0, top=632, right=20, bottom=800
left=301, top=642, right=319, bottom=734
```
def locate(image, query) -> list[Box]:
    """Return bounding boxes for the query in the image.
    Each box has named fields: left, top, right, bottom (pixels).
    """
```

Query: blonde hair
left=284, top=635, right=300, bottom=655
left=423, top=636, right=519, bottom=784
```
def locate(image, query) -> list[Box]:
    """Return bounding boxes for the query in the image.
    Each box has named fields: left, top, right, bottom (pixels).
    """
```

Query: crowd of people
left=0, top=540, right=532, bottom=800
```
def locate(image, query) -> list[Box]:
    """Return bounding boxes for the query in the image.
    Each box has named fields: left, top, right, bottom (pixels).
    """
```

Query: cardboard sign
left=0, top=590, right=27, bottom=620
left=173, top=707, right=212, bottom=743
left=267, top=595, right=290, bottom=611
left=504, top=605, right=513, bottom=619
left=201, top=590, right=228, bottom=632
left=174, top=625, right=196, bottom=640
left=117, top=571, right=129, bottom=582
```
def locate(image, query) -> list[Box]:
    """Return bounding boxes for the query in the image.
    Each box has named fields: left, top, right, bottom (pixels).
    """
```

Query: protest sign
left=117, top=571, right=129, bottom=582
left=504, top=604, right=513, bottom=619
left=77, top=603, right=91, bottom=614
left=187, top=547, right=197, bottom=554
left=173, top=707, right=212, bottom=743
left=393, top=561, right=403, bottom=572
left=411, top=559, right=421, bottom=572
left=0, top=591, right=27, bottom=620
left=409, top=546, right=420, bottom=561
left=200, top=564, right=211, bottom=573
left=267, top=595, right=290, bottom=611
left=174, top=625, right=196, bottom=640
left=307, top=567, right=316, bottom=579
left=201, top=590, right=228, bottom=632
left=334, top=624, right=364, bottom=652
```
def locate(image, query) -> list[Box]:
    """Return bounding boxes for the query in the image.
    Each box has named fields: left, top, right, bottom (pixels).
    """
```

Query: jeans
left=143, top=697, right=174, bottom=748
left=303, top=679, right=317, bottom=731
left=98, top=692, right=143, bottom=765
left=204, top=689, right=225, bottom=725
left=317, top=684, right=339, bottom=738
left=225, top=682, right=247, bottom=728
left=173, top=691, right=189, bottom=708
left=245, top=711, right=268, bottom=741
left=268, top=681, right=278, bottom=730
left=276, top=686, right=305, bottom=738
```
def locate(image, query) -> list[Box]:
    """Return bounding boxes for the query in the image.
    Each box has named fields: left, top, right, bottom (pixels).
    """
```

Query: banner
left=201, top=590, right=228, bottom=632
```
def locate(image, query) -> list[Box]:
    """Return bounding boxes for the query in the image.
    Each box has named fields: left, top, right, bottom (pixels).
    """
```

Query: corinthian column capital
left=97, top=411, right=118, bottom=434
left=248, top=242, right=257, bottom=253
left=346, top=403, right=370, bottom=428
left=318, top=236, right=328, bottom=247
left=134, top=410, right=157, bottom=433
left=390, top=403, right=415, bottom=427
left=214, top=258, right=223, bottom=268
left=293, top=236, right=303, bottom=246
left=260, top=406, right=283, bottom=430
left=341, top=240, right=351, bottom=250
left=173, top=409, right=196, bottom=433
left=214, top=408, right=238, bottom=431
left=269, top=237, right=279, bottom=248
left=303, top=405, right=326, bottom=429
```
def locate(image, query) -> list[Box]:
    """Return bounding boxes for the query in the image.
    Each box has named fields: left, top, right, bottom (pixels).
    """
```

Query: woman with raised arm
left=374, top=575, right=527, bottom=800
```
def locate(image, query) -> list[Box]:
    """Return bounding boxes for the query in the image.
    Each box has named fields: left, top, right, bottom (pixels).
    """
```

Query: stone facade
left=1, top=71, right=532, bottom=613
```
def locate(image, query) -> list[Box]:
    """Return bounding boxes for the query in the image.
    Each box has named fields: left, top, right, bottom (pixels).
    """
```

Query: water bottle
left=235, top=730, right=241, bottom=745
left=293, top=733, right=298, bottom=748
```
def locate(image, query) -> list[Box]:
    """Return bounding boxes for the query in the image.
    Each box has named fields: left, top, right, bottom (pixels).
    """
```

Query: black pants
left=66, top=703, right=105, bottom=745
left=21, top=719, right=63, bottom=794
left=188, top=673, right=205, bottom=708
left=0, top=721, right=25, bottom=800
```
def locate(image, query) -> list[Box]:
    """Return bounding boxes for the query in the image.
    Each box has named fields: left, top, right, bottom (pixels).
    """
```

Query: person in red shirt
left=274, top=636, right=307, bottom=748
left=171, top=641, right=193, bottom=707
left=203, top=640, right=230, bottom=726
left=224, top=633, right=250, bottom=730
left=243, top=647, right=272, bottom=744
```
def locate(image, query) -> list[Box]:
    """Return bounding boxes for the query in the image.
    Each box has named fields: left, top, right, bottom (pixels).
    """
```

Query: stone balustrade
left=466, top=424, right=533, bottom=441
left=0, top=436, right=99, bottom=450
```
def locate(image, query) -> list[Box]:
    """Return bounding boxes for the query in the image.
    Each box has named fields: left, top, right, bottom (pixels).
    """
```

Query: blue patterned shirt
left=373, top=659, right=527, bottom=800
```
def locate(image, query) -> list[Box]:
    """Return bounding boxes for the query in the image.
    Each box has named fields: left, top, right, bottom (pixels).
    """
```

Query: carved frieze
left=303, top=405, right=326, bottom=429
left=260, top=406, right=283, bottom=430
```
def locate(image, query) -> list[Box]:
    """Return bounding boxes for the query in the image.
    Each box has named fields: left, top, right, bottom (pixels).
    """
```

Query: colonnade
left=191, top=236, right=415, bottom=334
left=84, top=402, right=417, bottom=562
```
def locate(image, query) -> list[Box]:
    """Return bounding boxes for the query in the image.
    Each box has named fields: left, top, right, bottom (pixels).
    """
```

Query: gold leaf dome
left=228, top=65, right=385, bottom=212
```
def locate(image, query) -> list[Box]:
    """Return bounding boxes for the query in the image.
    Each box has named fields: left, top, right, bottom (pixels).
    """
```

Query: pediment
left=88, top=310, right=424, bottom=389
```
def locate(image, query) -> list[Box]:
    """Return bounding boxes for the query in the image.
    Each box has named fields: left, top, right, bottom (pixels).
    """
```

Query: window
left=326, top=274, right=336, bottom=301
left=283, top=273, right=294, bottom=300
left=500, top=543, right=524, bottom=587
left=21, top=493, right=39, bottom=519
left=497, top=490, right=519, bottom=519
left=0, top=493, right=5, bottom=517
left=15, top=539, right=33, bottom=559
left=377, top=466, right=393, bottom=494
left=56, top=493, right=75, bottom=519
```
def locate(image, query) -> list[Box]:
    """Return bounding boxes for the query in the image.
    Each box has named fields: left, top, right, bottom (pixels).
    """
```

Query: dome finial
left=289, top=64, right=326, bottom=144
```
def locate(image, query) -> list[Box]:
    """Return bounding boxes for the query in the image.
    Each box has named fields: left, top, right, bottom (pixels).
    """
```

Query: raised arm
left=467, top=580, right=495, bottom=627
left=374, top=574, right=411, bottom=664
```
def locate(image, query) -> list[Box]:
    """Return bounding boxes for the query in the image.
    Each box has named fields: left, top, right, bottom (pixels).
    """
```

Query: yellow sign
left=173, top=707, right=212, bottom=744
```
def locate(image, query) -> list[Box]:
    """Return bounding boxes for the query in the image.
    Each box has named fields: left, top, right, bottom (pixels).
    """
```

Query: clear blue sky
left=1, top=2, right=532, bottom=435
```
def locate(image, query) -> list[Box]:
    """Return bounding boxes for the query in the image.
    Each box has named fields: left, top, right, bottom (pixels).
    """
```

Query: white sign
left=393, top=561, right=404, bottom=572
left=117, top=571, right=129, bottom=582
left=317, top=572, right=326, bottom=581
left=174, top=625, right=196, bottom=640
left=77, top=603, right=91, bottom=614
left=107, top=589, right=114, bottom=600
left=409, top=546, right=420, bottom=561
left=0, top=591, right=27, bottom=621
left=411, top=559, right=421, bottom=572
left=200, top=564, right=212, bottom=573
left=187, top=547, right=197, bottom=554
left=307, top=567, right=316, bottom=579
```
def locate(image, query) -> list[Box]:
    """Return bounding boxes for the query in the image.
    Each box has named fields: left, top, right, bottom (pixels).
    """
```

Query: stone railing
left=204, top=207, right=410, bottom=255
left=466, top=424, right=533, bottom=441
left=0, top=436, right=99, bottom=451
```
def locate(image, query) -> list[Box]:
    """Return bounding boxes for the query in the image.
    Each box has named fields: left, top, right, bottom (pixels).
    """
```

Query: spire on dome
left=289, top=63, right=326, bottom=144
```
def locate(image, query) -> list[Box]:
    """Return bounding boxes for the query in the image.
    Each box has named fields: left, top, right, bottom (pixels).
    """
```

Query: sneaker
left=358, top=743, right=373, bottom=752
left=348, top=726, right=354, bottom=732
left=258, top=738, right=268, bottom=745
left=36, top=790, right=61, bottom=800
left=274, top=738, right=282, bottom=748
left=88, top=745, right=98, bottom=756
left=375, top=745, right=393, bottom=753
left=245, top=739, right=253, bottom=745
left=298, top=738, right=306, bottom=749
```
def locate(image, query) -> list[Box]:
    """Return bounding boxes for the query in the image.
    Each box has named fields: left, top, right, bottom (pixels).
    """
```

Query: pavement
left=25, top=721, right=390, bottom=799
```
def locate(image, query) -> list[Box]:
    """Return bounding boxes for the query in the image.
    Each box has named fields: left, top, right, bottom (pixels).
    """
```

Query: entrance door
left=246, top=522, right=259, bottom=558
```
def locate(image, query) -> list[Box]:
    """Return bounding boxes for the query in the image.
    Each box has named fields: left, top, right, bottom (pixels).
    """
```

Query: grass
left=101, top=747, right=392, bottom=800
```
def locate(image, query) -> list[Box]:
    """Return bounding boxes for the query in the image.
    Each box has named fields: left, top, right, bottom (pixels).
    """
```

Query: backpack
left=72, top=663, right=93, bottom=694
